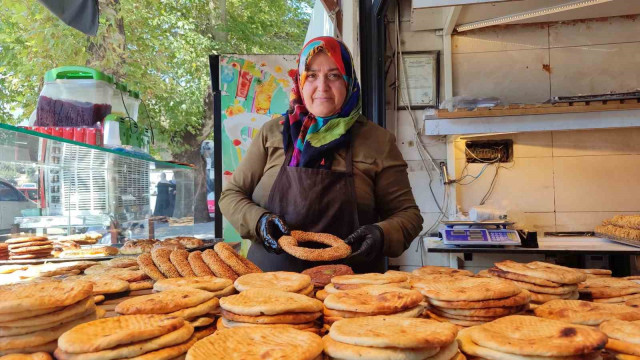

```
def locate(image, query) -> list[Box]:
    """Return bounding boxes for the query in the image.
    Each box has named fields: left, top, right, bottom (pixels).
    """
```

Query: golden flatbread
left=185, top=327, right=323, bottom=360
left=193, top=325, right=216, bottom=340
left=0, top=342, right=57, bottom=357
left=418, top=277, right=521, bottom=302
left=188, top=317, right=214, bottom=328
left=427, top=290, right=531, bottom=309
left=531, top=291, right=579, bottom=304
left=57, top=314, right=184, bottom=353
left=129, top=280, right=154, bottom=291
left=457, top=327, right=602, bottom=360
left=221, top=309, right=321, bottom=324
left=576, top=269, right=612, bottom=276
left=593, top=293, right=640, bottom=304
left=219, top=288, right=323, bottom=316
left=154, top=277, right=232, bottom=292
left=105, top=257, right=139, bottom=268
left=485, top=272, right=577, bottom=295
left=425, top=310, right=490, bottom=327
left=0, top=296, right=94, bottom=329
left=324, top=286, right=423, bottom=314
left=5, top=236, right=48, bottom=245
left=167, top=298, right=220, bottom=319
left=0, top=305, right=65, bottom=323
left=579, top=277, right=640, bottom=299
left=428, top=308, right=500, bottom=321
left=600, top=319, right=640, bottom=345
left=434, top=305, right=523, bottom=318
left=332, top=272, right=407, bottom=286
left=125, top=336, right=197, bottom=360
left=323, top=304, right=424, bottom=319
left=0, top=311, right=99, bottom=351
left=208, top=284, right=236, bottom=298
left=0, top=353, right=52, bottom=360
left=234, top=272, right=310, bottom=293
left=488, top=267, right=562, bottom=287
left=494, top=261, right=586, bottom=285
left=0, top=280, right=92, bottom=313
left=330, top=316, right=457, bottom=349
left=219, top=317, right=314, bottom=330
left=116, top=288, right=215, bottom=315
left=535, top=300, right=640, bottom=325
left=322, top=335, right=444, bottom=360
left=412, top=266, right=473, bottom=278
left=468, top=315, right=608, bottom=356
left=65, top=275, right=129, bottom=295
left=53, top=323, right=194, bottom=360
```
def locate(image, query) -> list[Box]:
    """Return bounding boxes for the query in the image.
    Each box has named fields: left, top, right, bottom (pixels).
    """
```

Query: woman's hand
left=256, top=213, right=290, bottom=254
left=345, top=224, right=384, bottom=262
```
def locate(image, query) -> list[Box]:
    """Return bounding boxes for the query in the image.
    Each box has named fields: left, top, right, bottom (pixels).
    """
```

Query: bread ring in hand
left=278, top=231, right=351, bottom=261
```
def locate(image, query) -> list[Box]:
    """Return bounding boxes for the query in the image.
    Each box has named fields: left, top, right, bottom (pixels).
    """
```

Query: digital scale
left=441, top=221, right=521, bottom=246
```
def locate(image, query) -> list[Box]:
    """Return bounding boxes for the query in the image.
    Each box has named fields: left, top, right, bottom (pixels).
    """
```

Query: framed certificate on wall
left=397, top=51, right=439, bottom=108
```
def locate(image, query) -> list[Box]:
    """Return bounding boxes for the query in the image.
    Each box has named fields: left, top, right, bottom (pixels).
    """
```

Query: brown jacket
left=218, top=115, right=423, bottom=257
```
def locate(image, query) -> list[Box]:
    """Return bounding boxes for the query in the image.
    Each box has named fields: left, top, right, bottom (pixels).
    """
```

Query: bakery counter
left=426, top=236, right=640, bottom=255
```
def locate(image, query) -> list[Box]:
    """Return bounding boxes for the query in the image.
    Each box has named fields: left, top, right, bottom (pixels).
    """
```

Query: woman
left=219, top=37, right=422, bottom=272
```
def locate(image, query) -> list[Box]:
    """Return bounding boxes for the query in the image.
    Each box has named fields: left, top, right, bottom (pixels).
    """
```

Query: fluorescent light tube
left=455, top=0, right=613, bottom=32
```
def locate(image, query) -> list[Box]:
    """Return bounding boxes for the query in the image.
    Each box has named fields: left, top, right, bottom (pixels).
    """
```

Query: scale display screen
left=443, top=229, right=521, bottom=246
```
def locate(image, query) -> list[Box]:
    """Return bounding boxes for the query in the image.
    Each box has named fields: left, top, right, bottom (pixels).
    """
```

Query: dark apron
left=247, top=141, right=384, bottom=273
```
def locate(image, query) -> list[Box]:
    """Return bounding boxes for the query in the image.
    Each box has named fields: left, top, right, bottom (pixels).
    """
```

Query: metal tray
left=595, top=232, right=640, bottom=248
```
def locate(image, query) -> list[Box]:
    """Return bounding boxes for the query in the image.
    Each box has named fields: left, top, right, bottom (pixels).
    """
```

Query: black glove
left=344, top=224, right=384, bottom=262
left=256, top=213, right=290, bottom=254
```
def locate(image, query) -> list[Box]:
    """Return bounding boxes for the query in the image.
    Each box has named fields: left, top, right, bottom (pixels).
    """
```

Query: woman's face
left=302, top=52, right=347, bottom=117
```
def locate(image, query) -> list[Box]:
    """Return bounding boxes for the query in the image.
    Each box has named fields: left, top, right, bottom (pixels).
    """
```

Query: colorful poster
left=219, top=54, right=297, bottom=242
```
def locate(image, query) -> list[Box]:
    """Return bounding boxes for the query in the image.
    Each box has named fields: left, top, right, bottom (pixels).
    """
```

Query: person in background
left=219, top=36, right=423, bottom=272
left=154, top=173, right=172, bottom=217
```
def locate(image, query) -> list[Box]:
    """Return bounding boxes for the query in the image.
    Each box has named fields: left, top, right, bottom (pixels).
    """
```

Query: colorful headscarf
left=282, top=36, right=361, bottom=169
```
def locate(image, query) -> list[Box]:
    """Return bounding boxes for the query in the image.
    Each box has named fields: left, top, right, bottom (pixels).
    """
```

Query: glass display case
left=0, top=123, right=202, bottom=246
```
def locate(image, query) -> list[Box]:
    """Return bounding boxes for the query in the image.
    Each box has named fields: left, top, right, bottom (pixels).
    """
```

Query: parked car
left=0, top=180, right=37, bottom=233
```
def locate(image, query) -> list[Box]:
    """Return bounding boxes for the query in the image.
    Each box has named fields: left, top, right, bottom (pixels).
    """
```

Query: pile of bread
left=479, top=260, right=584, bottom=307
left=3, top=236, right=53, bottom=260
left=137, top=242, right=261, bottom=281
left=596, top=214, right=640, bottom=242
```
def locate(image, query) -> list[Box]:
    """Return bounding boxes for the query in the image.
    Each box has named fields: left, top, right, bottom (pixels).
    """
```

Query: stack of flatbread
left=82, top=263, right=153, bottom=292
left=115, top=288, right=219, bottom=333
left=0, top=244, right=8, bottom=260
left=458, top=315, right=608, bottom=360
left=324, top=316, right=462, bottom=360
left=579, top=277, right=640, bottom=304
left=318, top=272, right=410, bottom=301
left=599, top=319, right=640, bottom=360
left=0, top=280, right=101, bottom=356
left=6, top=236, right=52, bottom=260
left=218, top=288, right=323, bottom=334
left=154, top=276, right=234, bottom=318
left=484, top=260, right=585, bottom=306
left=416, top=276, right=528, bottom=328
left=54, top=314, right=205, bottom=360
left=412, top=265, right=474, bottom=278
left=323, top=285, right=424, bottom=327
left=186, top=326, right=323, bottom=360
left=534, top=299, right=640, bottom=326
left=137, top=244, right=261, bottom=282
left=234, top=272, right=313, bottom=296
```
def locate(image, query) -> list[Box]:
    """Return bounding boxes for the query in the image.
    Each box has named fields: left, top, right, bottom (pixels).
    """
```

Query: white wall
left=386, top=1, right=640, bottom=267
